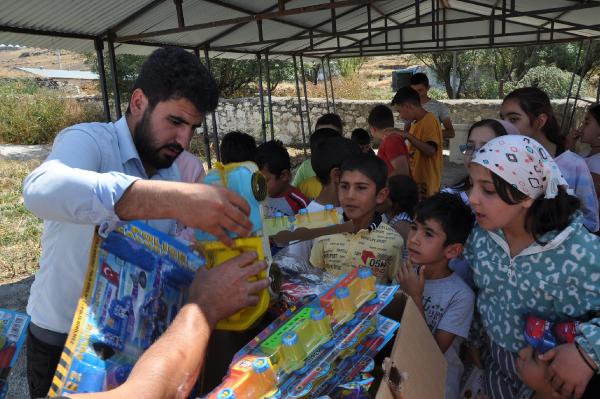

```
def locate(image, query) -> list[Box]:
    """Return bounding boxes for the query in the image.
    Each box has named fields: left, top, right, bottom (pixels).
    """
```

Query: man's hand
left=115, top=180, right=253, bottom=247
left=538, top=342, right=595, bottom=399
left=187, top=252, right=269, bottom=328
left=171, top=183, right=252, bottom=246
left=396, top=260, right=425, bottom=300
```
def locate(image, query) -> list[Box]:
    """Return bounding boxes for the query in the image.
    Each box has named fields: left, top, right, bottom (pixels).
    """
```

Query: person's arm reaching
left=382, top=128, right=436, bottom=157
left=23, top=127, right=252, bottom=246
left=115, top=180, right=251, bottom=246
left=441, top=117, right=455, bottom=140
left=68, top=252, right=269, bottom=399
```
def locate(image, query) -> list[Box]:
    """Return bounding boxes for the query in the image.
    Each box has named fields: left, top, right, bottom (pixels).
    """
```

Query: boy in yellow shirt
left=310, top=154, right=403, bottom=284
left=390, top=86, right=443, bottom=198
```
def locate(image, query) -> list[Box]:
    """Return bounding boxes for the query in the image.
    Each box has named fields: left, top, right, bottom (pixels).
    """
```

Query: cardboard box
left=375, top=292, right=448, bottom=399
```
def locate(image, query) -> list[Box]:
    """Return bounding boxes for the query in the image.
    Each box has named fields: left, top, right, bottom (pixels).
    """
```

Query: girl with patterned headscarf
left=463, top=135, right=600, bottom=399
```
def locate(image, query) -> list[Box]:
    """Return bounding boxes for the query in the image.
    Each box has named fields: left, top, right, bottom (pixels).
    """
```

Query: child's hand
left=396, top=260, right=425, bottom=300
left=538, top=343, right=595, bottom=399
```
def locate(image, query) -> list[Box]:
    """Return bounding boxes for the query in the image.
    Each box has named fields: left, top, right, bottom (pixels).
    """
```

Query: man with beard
left=22, top=47, right=267, bottom=398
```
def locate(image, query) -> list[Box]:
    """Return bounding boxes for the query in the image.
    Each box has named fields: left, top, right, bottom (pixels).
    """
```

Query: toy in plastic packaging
left=524, top=314, right=577, bottom=354
left=48, top=221, right=203, bottom=396
left=206, top=268, right=401, bottom=399
left=0, top=309, right=30, bottom=399
left=271, top=251, right=339, bottom=311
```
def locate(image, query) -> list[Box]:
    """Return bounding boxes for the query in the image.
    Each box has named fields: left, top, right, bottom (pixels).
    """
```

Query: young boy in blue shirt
left=397, top=192, right=475, bottom=399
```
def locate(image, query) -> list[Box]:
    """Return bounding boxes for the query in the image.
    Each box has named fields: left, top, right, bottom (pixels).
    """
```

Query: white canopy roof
left=1, top=0, right=599, bottom=60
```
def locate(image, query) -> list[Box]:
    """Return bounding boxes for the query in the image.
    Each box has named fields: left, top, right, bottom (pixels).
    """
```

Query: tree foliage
left=415, top=41, right=600, bottom=100
left=86, top=52, right=296, bottom=100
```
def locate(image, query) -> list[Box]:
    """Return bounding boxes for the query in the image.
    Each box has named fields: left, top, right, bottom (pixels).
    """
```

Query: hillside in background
left=0, top=47, right=89, bottom=78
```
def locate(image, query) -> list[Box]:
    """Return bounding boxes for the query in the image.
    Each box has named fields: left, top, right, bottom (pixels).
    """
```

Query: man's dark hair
left=340, top=154, right=388, bottom=192
left=414, top=192, right=475, bottom=246
left=219, top=131, right=257, bottom=164
left=130, top=47, right=218, bottom=114
left=312, top=137, right=361, bottom=185
left=351, top=128, right=371, bottom=146
left=391, top=86, right=421, bottom=107
left=367, top=105, right=395, bottom=130
left=315, top=113, right=343, bottom=133
left=309, top=127, right=342, bottom=151
left=410, top=72, right=430, bottom=87
left=255, top=140, right=291, bottom=177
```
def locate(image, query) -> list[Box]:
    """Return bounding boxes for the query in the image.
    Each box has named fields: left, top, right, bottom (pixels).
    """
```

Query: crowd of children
left=206, top=76, right=600, bottom=399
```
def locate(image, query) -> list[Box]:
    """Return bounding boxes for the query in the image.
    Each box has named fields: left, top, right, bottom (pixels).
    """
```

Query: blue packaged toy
left=49, top=222, right=203, bottom=396
left=0, top=309, right=30, bottom=399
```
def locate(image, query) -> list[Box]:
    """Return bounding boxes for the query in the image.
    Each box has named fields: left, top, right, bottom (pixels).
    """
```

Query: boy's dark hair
left=312, top=137, right=361, bottom=185
left=490, top=172, right=580, bottom=244
left=219, top=131, right=257, bottom=164
left=255, top=140, right=291, bottom=177
left=340, top=154, right=388, bottom=192
left=367, top=105, right=395, bottom=130
left=309, top=127, right=341, bottom=151
left=388, top=175, right=419, bottom=216
left=129, top=47, right=218, bottom=114
left=315, top=113, right=343, bottom=133
left=391, top=86, right=421, bottom=107
left=351, top=128, right=372, bottom=146
left=504, top=87, right=564, bottom=155
left=414, top=192, right=475, bottom=246
left=410, top=72, right=430, bottom=87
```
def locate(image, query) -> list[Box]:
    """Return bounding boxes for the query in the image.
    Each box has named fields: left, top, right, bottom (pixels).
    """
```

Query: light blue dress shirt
left=23, top=117, right=183, bottom=334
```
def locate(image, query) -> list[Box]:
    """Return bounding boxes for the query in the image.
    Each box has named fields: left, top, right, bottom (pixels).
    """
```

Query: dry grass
left=0, top=159, right=42, bottom=283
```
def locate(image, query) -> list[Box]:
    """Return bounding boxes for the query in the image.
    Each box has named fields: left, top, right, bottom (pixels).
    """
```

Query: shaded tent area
left=2, top=0, right=600, bottom=165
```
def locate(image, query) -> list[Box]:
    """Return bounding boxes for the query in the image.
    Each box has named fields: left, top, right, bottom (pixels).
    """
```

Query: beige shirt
left=310, top=222, right=403, bottom=284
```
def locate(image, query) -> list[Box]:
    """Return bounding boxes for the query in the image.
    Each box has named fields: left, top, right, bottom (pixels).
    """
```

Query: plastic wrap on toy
left=0, top=309, right=30, bottom=399
left=193, top=161, right=272, bottom=331
left=272, top=252, right=339, bottom=308
left=524, top=314, right=577, bottom=354
left=49, top=222, right=202, bottom=396
left=263, top=205, right=342, bottom=238
left=205, top=270, right=400, bottom=399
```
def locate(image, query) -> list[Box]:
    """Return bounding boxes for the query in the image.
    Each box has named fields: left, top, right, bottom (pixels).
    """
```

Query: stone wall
left=77, top=95, right=589, bottom=146
left=202, top=97, right=588, bottom=146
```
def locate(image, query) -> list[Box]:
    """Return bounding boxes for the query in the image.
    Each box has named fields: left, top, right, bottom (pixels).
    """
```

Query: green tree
left=505, top=65, right=590, bottom=99
left=86, top=53, right=295, bottom=99
left=85, top=53, right=145, bottom=104
left=416, top=51, right=480, bottom=98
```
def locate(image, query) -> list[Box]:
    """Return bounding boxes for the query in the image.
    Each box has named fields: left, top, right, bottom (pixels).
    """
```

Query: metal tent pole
left=293, top=55, right=308, bottom=155
left=561, top=41, right=584, bottom=132
left=567, top=39, right=593, bottom=133
left=299, top=55, right=312, bottom=135
left=94, top=38, right=111, bottom=122
left=321, top=58, right=331, bottom=112
left=257, top=54, right=267, bottom=143
left=204, top=47, right=221, bottom=161
left=195, top=48, right=212, bottom=169
left=107, top=38, right=122, bottom=119
left=327, top=57, right=336, bottom=113
left=265, top=53, right=275, bottom=140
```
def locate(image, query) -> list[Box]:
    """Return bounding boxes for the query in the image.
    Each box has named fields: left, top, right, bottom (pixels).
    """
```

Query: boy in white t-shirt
left=397, top=192, right=475, bottom=399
